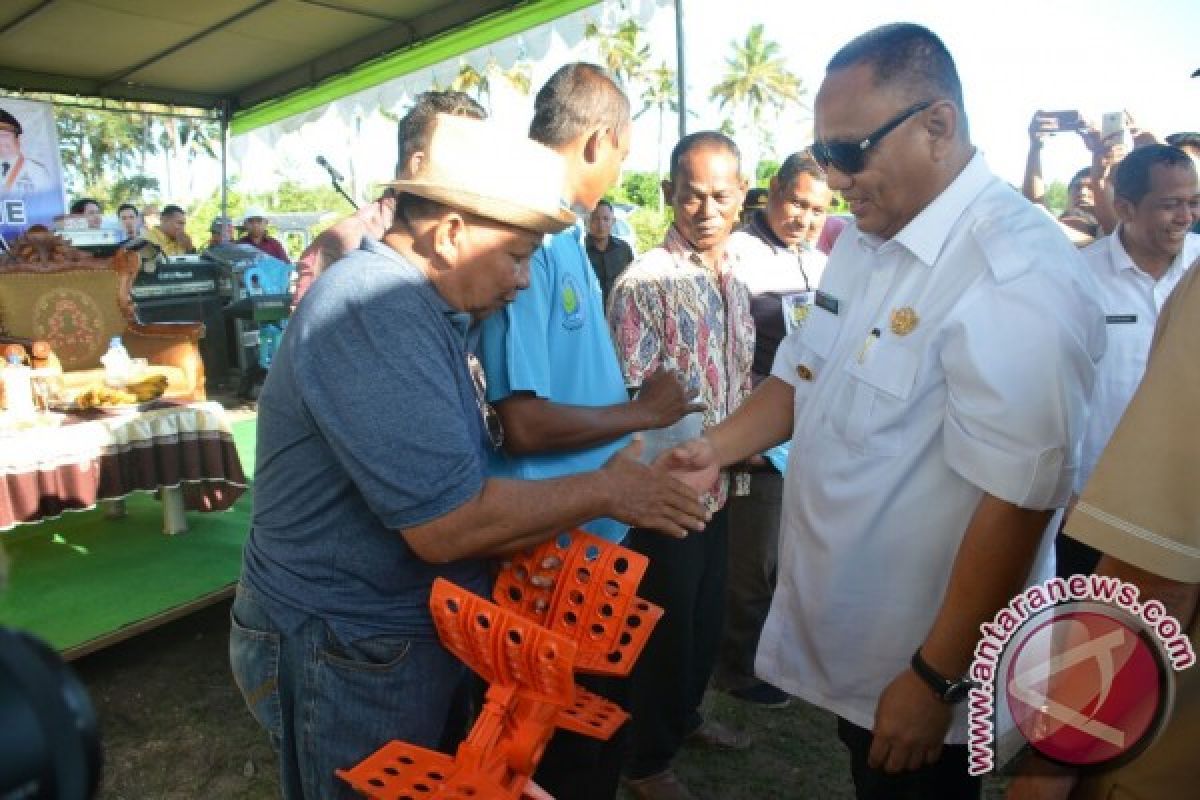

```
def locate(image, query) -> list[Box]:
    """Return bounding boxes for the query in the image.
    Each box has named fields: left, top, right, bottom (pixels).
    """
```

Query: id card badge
left=782, top=290, right=817, bottom=335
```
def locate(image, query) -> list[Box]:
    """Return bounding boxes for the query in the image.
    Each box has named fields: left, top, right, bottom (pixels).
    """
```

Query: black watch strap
left=910, top=649, right=976, bottom=704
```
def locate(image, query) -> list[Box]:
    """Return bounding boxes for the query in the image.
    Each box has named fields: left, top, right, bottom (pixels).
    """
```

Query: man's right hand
left=633, top=366, right=706, bottom=429
left=599, top=439, right=710, bottom=537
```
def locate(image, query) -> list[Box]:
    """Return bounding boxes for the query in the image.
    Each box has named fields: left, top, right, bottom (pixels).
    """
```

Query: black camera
left=0, top=627, right=102, bottom=799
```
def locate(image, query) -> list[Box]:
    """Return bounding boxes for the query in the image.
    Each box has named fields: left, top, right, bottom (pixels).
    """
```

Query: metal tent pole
left=675, top=0, right=686, bottom=138
left=220, top=102, right=230, bottom=230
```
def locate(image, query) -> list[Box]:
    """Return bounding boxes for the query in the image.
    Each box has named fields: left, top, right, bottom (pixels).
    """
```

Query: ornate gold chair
left=0, top=231, right=205, bottom=401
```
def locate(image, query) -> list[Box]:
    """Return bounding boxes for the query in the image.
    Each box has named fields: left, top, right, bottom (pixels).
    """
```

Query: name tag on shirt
left=815, top=290, right=840, bottom=316
left=782, top=290, right=816, bottom=335
left=1105, top=314, right=1138, bottom=324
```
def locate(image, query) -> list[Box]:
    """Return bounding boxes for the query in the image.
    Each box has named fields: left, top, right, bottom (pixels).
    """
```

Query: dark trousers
left=1056, top=532, right=1101, bottom=579
left=837, top=718, right=981, bottom=800
left=716, top=472, right=782, bottom=691
left=625, top=507, right=730, bottom=780
left=533, top=673, right=630, bottom=800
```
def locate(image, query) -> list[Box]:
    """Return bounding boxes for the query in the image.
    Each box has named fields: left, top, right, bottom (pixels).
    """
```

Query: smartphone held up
left=1040, top=110, right=1082, bottom=132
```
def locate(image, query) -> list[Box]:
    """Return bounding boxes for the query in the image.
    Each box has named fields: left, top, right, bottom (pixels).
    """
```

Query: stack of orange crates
left=338, top=531, right=663, bottom=800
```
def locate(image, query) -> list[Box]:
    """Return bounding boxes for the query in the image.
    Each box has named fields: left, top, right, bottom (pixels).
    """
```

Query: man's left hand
left=868, top=668, right=954, bottom=773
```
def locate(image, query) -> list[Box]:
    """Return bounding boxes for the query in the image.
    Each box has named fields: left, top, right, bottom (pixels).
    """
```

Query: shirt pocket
left=835, top=342, right=920, bottom=455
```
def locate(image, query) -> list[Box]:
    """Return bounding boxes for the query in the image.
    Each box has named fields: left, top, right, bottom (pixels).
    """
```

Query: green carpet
left=0, top=417, right=256, bottom=653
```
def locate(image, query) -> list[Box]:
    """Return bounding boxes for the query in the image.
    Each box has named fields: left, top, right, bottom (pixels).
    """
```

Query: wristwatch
left=910, top=648, right=979, bottom=704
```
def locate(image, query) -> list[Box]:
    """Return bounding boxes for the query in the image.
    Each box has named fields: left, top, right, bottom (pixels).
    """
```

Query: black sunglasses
left=810, top=101, right=933, bottom=175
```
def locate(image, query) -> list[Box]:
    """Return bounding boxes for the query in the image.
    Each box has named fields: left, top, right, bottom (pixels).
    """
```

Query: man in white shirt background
left=1058, top=143, right=1199, bottom=578
left=667, top=22, right=1105, bottom=799
left=717, top=152, right=831, bottom=708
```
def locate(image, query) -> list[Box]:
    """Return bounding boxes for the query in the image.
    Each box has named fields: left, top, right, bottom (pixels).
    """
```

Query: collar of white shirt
left=857, top=150, right=992, bottom=267
left=1107, top=224, right=1192, bottom=283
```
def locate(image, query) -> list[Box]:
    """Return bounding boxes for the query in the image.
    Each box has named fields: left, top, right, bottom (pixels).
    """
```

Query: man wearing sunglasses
left=665, top=22, right=1105, bottom=799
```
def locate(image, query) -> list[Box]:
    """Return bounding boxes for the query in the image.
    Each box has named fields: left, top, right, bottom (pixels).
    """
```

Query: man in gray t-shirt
left=230, top=114, right=711, bottom=800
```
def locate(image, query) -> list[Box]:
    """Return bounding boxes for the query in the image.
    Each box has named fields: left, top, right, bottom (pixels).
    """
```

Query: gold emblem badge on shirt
left=889, top=307, right=919, bottom=336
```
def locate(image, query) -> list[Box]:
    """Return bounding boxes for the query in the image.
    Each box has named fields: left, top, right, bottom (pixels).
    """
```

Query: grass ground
left=73, top=598, right=1007, bottom=800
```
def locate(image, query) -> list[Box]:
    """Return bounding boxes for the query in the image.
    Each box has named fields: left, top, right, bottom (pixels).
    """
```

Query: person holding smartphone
left=1022, top=109, right=1103, bottom=240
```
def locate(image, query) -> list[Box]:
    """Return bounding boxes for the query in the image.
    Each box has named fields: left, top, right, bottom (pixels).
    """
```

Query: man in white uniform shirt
left=1059, top=144, right=1200, bottom=578
left=667, top=23, right=1105, bottom=798
left=718, top=152, right=831, bottom=708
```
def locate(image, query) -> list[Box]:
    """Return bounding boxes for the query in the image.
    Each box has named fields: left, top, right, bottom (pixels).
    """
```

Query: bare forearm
left=404, top=476, right=610, bottom=563
left=1096, top=555, right=1200, bottom=629
left=705, top=377, right=794, bottom=468
left=1023, top=145, right=1045, bottom=205
left=498, top=395, right=651, bottom=455
left=921, top=495, right=1053, bottom=675
left=1091, top=169, right=1119, bottom=235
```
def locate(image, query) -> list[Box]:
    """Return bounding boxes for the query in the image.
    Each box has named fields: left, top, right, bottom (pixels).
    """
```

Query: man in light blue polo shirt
left=478, top=63, right=700, bottom=800
left=479, top=63, right=698, bottom=546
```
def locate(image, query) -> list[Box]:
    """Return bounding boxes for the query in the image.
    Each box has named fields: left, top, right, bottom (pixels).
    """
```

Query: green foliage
left=755, top=159, right=780, bottom=187
left=610, top=171, right=662, bottom=209
left=1043, top=181, right=1069, bottom=214
left=629, top=206, right=671, bottom=254
left=184, top=180, right=344, bottom=248
left=53, top=104, right=220, bottom=213
left=584, top=18, right=650, bottom=87
left=55, top=107, right=159, bottom=209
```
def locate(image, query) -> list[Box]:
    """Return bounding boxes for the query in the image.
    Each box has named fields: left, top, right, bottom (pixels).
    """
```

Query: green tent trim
left=231, top=0, right=596, bottom=136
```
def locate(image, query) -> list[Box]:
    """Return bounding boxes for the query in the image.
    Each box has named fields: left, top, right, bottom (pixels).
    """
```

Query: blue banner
left=1, top=97, right=66, bottom=242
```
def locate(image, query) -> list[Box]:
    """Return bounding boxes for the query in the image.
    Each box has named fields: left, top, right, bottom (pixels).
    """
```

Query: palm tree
left=494, top=59, right=532, bottom=95
left=636, top=61, right=679, bottom=204
left=451, top=62, right=490, bottom=109
left=709, top=24, right=805, bottom=161
left=584, top=18, right=650, bottom=88
left=157, top=116, right=217, bottom=199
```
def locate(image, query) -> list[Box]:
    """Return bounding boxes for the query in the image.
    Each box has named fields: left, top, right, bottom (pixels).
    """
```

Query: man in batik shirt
left=608, top=131, right=755, bottom=800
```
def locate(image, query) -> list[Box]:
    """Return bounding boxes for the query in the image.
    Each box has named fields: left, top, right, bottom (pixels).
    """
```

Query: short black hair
left=1114, top=144, right=1196, bottom=205
left=775, top=152, right=826, bottom=190
left=593, top=198, right=614, bottom=213
left=70, top=197, right=102, bottom=214
left=117, top=203, right=139, bottom=217
left=1068, top=167, right=1092, bottom=191
left=0, top=108, right=21, bottom=135
left=161, top=204, right=186, bottom=219
left=529, top=63, right=630, bottom=148
left=1165, top=132, right=1200, bottom=153
left=668, top=131, right=741, bottom=184
left=396, top=91, right=487, bottom=175
left=827, top=23, right=966, bottom=123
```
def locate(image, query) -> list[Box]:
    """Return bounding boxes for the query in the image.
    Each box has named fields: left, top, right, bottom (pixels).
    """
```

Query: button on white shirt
left=760, top=153, right=1106, bottom=743
left=1077, top=230, right=1199, bottom=491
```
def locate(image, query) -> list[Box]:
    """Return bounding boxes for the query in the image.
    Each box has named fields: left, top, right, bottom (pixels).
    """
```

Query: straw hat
left=388, top=114, right=574, bottom=235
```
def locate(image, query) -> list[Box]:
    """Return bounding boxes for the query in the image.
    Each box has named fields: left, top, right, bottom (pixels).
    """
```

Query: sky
left=640, top=0, right=1199, bottom=186
left=207, top=0, right=1200, bottom=205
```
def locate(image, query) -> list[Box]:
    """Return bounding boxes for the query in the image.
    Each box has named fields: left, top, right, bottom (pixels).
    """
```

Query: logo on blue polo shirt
left=561, top=273, right=585, bottom=330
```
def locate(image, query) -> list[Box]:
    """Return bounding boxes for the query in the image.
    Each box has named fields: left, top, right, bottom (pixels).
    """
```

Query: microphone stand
left=326, top=171, right=359, bottom=211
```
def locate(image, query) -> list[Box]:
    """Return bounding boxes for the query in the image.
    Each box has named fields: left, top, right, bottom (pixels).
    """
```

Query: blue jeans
left=228, top=583, right=469, bottom=799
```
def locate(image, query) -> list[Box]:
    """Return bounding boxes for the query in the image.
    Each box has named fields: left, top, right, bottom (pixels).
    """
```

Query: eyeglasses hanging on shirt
left=466, top=353, right=504, bottom=450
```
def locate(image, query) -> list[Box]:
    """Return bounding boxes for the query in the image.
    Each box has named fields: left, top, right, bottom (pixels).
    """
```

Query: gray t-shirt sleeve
left=296, top=275, right=484, bottom=531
